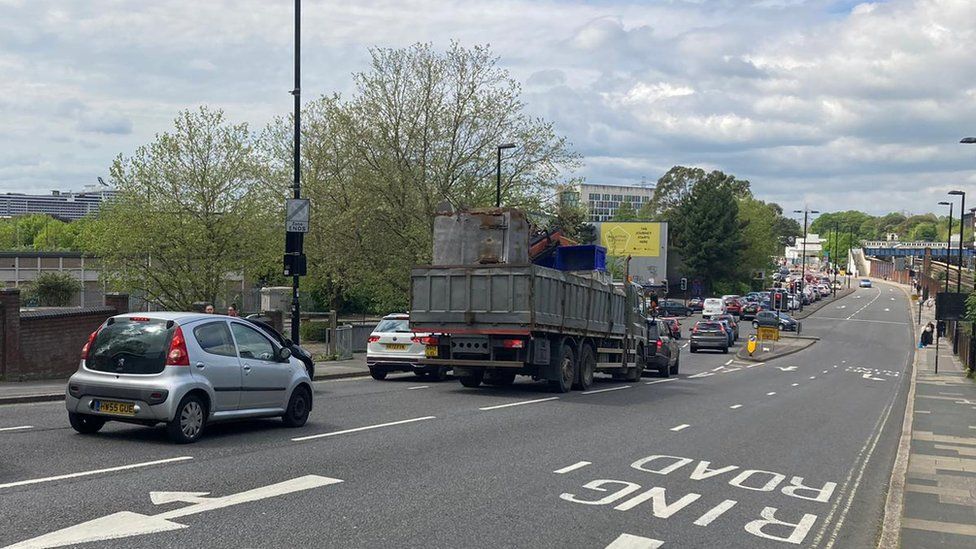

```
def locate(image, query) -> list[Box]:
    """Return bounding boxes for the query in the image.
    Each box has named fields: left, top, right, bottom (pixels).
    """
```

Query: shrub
left=24, top=272, right=82, bottom=307
left=299, top=321, right=330, bottom=342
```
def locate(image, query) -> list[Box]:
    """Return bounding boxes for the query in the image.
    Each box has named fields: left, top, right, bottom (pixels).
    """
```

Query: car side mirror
left=278, top=347, right=292, bottom=361
left=284, top=338, right=294, bottom=347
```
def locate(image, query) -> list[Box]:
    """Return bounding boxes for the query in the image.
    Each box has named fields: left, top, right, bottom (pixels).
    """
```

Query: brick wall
left=0, top=290, right=128, bottom=381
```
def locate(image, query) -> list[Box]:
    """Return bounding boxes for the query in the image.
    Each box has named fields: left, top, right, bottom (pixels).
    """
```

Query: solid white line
left=729, top=404, right=743, bottom=409
left=0, top=457, right=193, bottom=490
left=0, top=425, right=32, bottom=432
left=292, top=416, right=436, bottom=441
left=407, top=386, right=429, bottom=390
left=582, top=385, right=631, bottom=395
left=478, top=397, right=559, bottom=411
left=766, top=392, right=777, bottom=396
left=670, top=424, right=690, bottom=431
left=645, top=378, right=679, bottom=385
left=553, top=461, right=592, bottom=474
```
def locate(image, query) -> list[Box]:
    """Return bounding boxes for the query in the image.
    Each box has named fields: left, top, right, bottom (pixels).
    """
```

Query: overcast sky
left=1, top=0, right=974, bottom=215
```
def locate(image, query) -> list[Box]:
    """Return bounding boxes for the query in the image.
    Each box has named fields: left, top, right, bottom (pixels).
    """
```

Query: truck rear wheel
left=574, top=345, right=596, bottom=390
left=459, top=370, right=484, bottom=388
left=625, top=345, right=644, bottom=382
left=548, top=344, right=576, bottom=393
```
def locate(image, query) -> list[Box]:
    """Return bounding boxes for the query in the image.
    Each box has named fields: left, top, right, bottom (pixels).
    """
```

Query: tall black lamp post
left=938, top=201, right=953, bottom=293
left=495, top=143, right=516, bottom=207
left=793, top=208, right=820, bottom=311
left=949, top=190, right=966, bottom=293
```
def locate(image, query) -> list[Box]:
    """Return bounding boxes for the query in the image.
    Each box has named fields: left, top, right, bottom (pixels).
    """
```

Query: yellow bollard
left=747, top=335, right=758, bottom=356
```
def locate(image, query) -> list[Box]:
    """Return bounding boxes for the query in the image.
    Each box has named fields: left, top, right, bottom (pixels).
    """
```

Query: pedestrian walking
left=937, top=320, right=946, bottom=338
left=920, top=322, right=934, bottom=347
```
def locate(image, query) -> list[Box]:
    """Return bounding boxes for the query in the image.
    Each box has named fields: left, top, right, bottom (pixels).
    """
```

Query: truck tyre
left=548, top=344, right=576, bottom=393
left=459, top=370, right=484, bottom=388
left=574, top=345, right=596, bottom=390
left=625, top=345, right=644, bottom=382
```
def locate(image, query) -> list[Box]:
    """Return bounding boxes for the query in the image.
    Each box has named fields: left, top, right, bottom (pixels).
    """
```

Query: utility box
left=432, top=208, right=529, bottom=266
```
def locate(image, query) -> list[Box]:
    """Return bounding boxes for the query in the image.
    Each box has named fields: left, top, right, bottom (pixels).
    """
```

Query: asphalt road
left=0, top=283, right=914, bottom=549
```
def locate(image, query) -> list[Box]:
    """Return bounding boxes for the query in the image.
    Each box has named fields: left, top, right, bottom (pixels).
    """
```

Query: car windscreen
left=374, top=318, right=410, bottom=333
left=87, top=318, right=175, bottom=375
left=697, top=322, right=723, bottom=332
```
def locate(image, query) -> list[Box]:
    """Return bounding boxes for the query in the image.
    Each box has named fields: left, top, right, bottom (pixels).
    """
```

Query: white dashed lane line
left=0, top=456, right=194, bottom=490
left=792, top=383, right=799, bottom=387
left=729, top=404, right=743, bottom=409
left=477, top=397, right=559, bottom=411
left=582, top=386, right=631, bottom=395
left=0, top=425, right=33, bottom=432
left=292, top=416, right=437, bottom=441
left=645, top=379, right=679, bottom=386
left=767, top=392, right=777, bottom=396
left=670, top=424, right=690, bottom=432
left=407, top=386, right=429, bottom=390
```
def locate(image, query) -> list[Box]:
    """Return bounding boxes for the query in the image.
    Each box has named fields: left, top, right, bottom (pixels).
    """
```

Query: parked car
left=752, top=311, right=800, bottom=332
left=714, top=314, right=740, bottom=341
left=660, top=316, right=682, bottom=339
left=859, top=278, right=872, bottom=288
left=244, top=315, right=315, bottom=379
left=366, top=313, right=449, bottom=381
left=724, top=298, right=743, bottom=317
left=740, top=301, right=762, bottom=320
left=702, top=298, right=727, bottom=319
left=644, top=318, right=680, bottom=377
left=690, top=321, right=730, bottom=353
left=688, top=298, right=704, bottom=313
left=658, top=299, right=692, bottom=317
left=65, top=312, right=313, bottom=443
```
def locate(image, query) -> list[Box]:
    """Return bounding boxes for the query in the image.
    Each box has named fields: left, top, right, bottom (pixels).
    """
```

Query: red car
left=660, top=317, right=682, bottom=339
left=724, top=298, right=743, bottom=317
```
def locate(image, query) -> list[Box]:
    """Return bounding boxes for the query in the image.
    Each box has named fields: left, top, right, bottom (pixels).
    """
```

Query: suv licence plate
left=385, top=344, right=407, bottom=351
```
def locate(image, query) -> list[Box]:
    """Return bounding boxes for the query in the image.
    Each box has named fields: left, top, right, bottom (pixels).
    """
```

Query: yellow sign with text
left=757, top=326, right=780, bottom=341
left=601, top=223, right=662, bottom=257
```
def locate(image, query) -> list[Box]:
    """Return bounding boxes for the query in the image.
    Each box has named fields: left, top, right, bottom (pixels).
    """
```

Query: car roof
left=383, top=313, right=409, bottom=320
left=113, top=312, right=217, bottom=324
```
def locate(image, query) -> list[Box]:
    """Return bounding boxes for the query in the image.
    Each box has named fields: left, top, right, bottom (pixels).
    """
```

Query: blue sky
left=0, top=0, right=973, bottom=214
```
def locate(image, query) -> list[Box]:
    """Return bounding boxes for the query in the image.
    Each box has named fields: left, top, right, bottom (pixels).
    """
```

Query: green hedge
left=300, top=321, right=330, bottom=342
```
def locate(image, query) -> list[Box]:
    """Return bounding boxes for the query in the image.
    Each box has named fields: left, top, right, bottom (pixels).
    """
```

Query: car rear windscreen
left=374, top=319, right=410, bottom=333
left=87, top=318, right=175, bottom=375
left=697, top=322, right=723, bottom=331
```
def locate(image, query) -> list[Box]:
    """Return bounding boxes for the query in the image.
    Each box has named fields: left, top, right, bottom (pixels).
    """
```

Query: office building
left=0, top=186, right=118, bottom=221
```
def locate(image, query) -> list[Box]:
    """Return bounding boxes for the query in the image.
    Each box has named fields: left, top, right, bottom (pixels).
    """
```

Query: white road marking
left=712, top=366, right=726, bottom=371
left=791, top=383, right=799, bottom=387
left=681, top=343, right=689, bottom=349
left=884, top=308, right=890, bottom=312
left=0, top=457, right=194, bottom=490
left=693, top=499, right=738, bottom=527
left=777, top=366, right=797, bottom=371
left=605, top=533, right=665, bottom=549
left=0, top=425, right=32, bottom=432
left=847, top=287, right=883, bottom=319
left=670, top=424, right=690, bottom=432
left=724, top=360, right=734, bottom=366
left=5, top=475, right=342, bottom=548
left=688, top=372, right=714, bottom=378
left=477, top=397, right=559, bottom=411
left=553, top=461, right=592, bottom=474
left=582, top=386, right=631, bottom=395
left=836, top=305, right=846, bottom=309
left=810, top=376, right=817, bottom=379
left=766, top=392, right=777, bottom=396
left=823, top=370, right=828, bottom=374
left=645, top=378, right=679, bottom=385
left=746, top=362, right=764, bottom=368
left=407, top=386, right=429, bottom=390
left=890, top=297, right=895, bottom=300
left=729, top=404, right=743, bottom=409
left=812, top=317, right=907, bottom=325
left=292, top=416, right=436, bottom=441
left=861, top=373, right=884, bottom=381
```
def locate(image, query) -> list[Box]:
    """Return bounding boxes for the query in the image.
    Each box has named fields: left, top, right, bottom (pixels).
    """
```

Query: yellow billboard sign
left=601, top=223, right=662, bottom=257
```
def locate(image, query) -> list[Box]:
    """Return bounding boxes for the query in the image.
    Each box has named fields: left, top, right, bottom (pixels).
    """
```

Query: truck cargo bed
left=410, top=264, right=626, bottom=337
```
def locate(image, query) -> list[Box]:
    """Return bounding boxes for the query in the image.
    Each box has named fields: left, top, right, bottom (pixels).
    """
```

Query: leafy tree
left=549, top=201, right=592, bottom=242
left=611, top=200, right=638, bottom=221
left=737, top=197, right=779, bottom=282
left=650, top=166, right=751, bottom=218
left=265, top=43, right=579, bottom=313
left=87, top=107, right=281, bottom=310
left=911, top=222, right=938, bottom=241
left=24, top=272, right=82, bottom=307
left=669, top=178, right=743, bottom=291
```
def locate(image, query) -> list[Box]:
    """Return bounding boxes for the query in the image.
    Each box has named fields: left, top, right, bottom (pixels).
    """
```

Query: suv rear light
left=167, top=326, right=190, bottom=366
left=719, top=325, right=727, bottom=334
left=656, top=339, right=663, bottom=349
left=411, top=335, right=439, bottom=346
left=501, top=339, right=525, bottom=349
left=81, top=329, right=99, bottom=360
left=368, top=336, right=380, bottom=343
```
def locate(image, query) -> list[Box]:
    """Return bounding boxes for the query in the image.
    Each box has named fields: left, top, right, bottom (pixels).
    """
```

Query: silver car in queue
left=65, top=312, right=314, bottom=443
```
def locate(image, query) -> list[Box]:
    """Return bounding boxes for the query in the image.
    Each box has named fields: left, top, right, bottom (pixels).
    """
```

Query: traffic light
left=680, top=277, right=688, bottom=291
left=772, top=291, right=784, bottom=311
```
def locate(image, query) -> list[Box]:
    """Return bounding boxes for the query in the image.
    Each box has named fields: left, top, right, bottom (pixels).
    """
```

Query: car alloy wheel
left=180, top=400, right=204, bottom=439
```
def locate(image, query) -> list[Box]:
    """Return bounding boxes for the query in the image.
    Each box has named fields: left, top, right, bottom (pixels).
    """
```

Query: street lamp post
left=793, top=208, right=820, bottom=311
left=289, top=0, right=302, bottom=344
left=831, top=223, right=839, bottom=297
left=495, top=143, right=516, bottom=207
left=949, top=190, right=966, bottom=293
left=939, top=201, right=953, bottom=293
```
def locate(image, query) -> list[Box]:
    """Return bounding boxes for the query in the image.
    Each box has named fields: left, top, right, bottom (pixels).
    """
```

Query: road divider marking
left=605, top=533, right=664, bottom=549
left=766, top=392, right=777, bottom=396
left=792, top=383, right=799, bottom=387
left=292, top=416, right=436, bottom=441
left=729, top=405, right=743, bottom=409
left=670, top=424, right=690, bottom=432
left=724, top=360, right=734, bottom=366
left=0, top=457, right=194, bottom=490
left=712, top=366, right=726, bottom=372
left=823, top=370, right=828, bottom=374
left=645, top=379, right=679, bottom=385
left=477, top=397, right=559, bottom=411
left=554, top=461, right=592, bottom=474
left=0, top=425, right=32, bottom=432
left=407, top=386, right=429, bottom=390
left=583, top=386, right=631, bottom=395
left=688, top=372, right=714, bottom=378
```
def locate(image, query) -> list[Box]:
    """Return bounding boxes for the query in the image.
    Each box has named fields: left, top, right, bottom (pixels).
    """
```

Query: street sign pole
left=290, top=0, right=302, bottom=344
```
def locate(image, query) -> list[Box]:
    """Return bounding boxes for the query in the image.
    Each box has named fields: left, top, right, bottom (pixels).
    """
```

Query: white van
left=702, top=298, right=727, bottom=319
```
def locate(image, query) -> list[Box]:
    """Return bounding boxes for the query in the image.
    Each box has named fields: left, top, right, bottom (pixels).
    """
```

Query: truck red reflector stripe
left=501, top=339, right=525, bottom=349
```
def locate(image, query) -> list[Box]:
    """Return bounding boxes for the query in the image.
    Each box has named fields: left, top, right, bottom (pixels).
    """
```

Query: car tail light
left=411, top=335, right=439, bottom=346
left=656, top=339, right=663, bottom=349
left=368, top=336, right=380, bottom=343
left=692, top=326, right=699, bottom=334
left=167, top=326, right=190, bottom=366
left=719, top=325, right=726, bottom=334
left=501, top=339, right=525, bottom=349
left=81, top=329, right=99, bottom=360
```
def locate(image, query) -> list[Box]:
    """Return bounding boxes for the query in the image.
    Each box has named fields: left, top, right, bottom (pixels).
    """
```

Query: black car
left=245, top=316, right=316, bottom=378
left=658, top=299, right=691, bottom=317
left=752, top=311, right=799, bottom=332
left=644, top=318, right=680, bottom=377
left=690, top=320, right=730, bottom=353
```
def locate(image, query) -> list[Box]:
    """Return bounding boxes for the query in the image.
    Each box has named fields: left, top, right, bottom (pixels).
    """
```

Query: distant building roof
left=0, top=188, right=117, bottom=221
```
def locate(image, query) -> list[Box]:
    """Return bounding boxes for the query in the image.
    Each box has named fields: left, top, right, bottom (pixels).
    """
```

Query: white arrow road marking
left=777, top=366, right=798, bottom=371
left=605, top=533, right=665, bottom=549
left=553, top=461, right=592, bottom=474
left=0, top=457, right=193, bottom=490
left=861, top=373, right=884, bottom=381
left=4, top=475, right=343, bottom=549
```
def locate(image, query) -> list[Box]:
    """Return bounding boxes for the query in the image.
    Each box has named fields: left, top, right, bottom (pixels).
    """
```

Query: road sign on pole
left=285, top=198, right=310, bottom=233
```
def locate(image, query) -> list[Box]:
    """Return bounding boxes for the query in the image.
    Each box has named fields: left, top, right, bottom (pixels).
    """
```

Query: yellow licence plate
left=95, top=400, right=135, bottom=416
left=385, top=343, right=407, bottom=351
left=425, top=346, right=438, bottom=358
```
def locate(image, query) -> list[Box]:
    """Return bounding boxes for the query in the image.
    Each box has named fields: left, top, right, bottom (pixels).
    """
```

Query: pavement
left=736, top=335, right=817, bottom=363
left=0, top=284, right=918, bottom=548
left=881, top=281, right=976, bottom=549
left=0, top=355, right=370, bottom=406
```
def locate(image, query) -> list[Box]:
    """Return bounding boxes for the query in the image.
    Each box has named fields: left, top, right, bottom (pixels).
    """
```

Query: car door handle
left=195, top=362, right=206, bottom=369
left=242, top=364, right=251, bottom=373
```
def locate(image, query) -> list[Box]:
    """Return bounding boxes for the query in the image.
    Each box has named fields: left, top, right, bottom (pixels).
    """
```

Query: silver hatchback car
left=65, top=312, right=314, bottom=443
